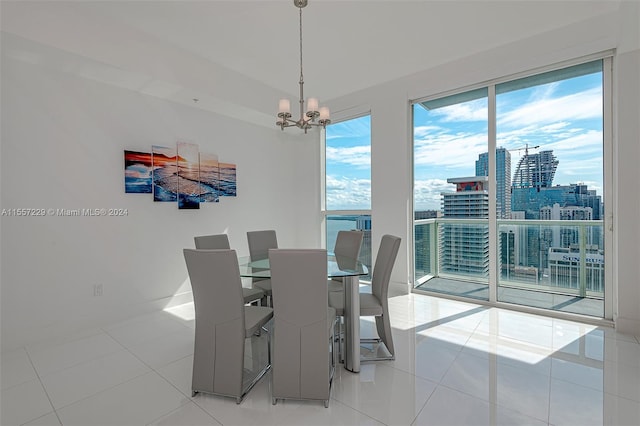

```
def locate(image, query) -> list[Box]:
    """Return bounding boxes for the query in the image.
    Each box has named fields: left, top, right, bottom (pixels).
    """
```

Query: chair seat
left=328, top=292, right=383, bottom=317
left=327, top=278, right=343, bottom=292
left=244, top=306, right=273, bottom=337
left=243, top=287, right=265, bottom=304
left=254, top=279, right=272, bottom=296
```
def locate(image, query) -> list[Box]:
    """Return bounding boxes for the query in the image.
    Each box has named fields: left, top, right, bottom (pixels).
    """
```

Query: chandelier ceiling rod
left=277, top=0, right=330, bottom=133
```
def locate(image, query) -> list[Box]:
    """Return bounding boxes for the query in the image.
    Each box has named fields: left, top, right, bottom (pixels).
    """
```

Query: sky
left=325, top=66, right=604, bottom=212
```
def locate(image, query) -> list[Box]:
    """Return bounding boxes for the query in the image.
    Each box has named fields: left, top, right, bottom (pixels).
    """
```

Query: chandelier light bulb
left=307, top=97, right=319, bottom=113
left=279, top=99, right=291, bottom=114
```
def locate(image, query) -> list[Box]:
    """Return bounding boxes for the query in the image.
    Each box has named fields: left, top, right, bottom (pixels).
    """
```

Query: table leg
left=343, top=275, right=360, bottom=372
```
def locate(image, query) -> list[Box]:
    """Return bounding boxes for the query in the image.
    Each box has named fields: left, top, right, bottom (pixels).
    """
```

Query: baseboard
left=615, top=316, right=640, bottom=338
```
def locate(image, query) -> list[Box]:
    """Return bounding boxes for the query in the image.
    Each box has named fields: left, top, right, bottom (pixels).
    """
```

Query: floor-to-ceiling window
left=323, top=114, right=372, bottom=278
left=413, top=88, right=490, bottom=300
left=413, top=57, right=610, bottom=318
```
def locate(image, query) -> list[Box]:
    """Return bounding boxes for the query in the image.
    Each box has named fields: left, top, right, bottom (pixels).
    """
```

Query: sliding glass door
left=413, top=88, right=489, bottom=300
left=413, top=58, right=609, bottom=318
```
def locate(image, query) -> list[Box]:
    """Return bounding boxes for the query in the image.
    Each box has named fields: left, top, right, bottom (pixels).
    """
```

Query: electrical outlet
left=93, top=284, right=103, bottom=297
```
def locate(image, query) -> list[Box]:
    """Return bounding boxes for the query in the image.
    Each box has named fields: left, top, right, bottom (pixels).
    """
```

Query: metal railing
left=414, top=218, right=605, bottom=299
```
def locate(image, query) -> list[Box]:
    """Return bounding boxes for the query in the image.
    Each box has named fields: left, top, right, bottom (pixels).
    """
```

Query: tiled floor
left=417, top=277, right=604, bottom=317
left=2, top=287, right=639, bottom=425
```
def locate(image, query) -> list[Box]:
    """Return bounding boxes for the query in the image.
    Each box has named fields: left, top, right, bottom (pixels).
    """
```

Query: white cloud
left=414, top=132, right=487, bottom=169
left=326, top=145, right=371, bottom=168
left=325, top=175, right=371, bottom=210
left=414, top=178, right=454, bottom=210
left=498, top=87, right=602, bottom=128
left=430, top=99, right=487, bottom=122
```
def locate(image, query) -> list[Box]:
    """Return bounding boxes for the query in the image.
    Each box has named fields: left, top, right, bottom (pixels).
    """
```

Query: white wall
left=0, top=39, right=318, bottom=350
left=326, top=4, right=639, bottom=335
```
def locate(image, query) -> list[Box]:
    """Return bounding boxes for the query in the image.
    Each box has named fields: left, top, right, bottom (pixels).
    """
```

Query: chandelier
left=277, top=0, right=330, bottom=133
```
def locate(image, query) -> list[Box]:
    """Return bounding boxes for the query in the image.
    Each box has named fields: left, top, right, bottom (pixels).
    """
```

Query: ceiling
left=1, top=1, right=622, bottom=105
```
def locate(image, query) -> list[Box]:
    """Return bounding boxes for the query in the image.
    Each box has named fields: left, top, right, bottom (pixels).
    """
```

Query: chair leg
left=375, top=314, right=394, bottom=357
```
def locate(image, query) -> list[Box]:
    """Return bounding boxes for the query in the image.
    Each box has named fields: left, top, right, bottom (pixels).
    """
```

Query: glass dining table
left=238, top=254, right=368, bottom=373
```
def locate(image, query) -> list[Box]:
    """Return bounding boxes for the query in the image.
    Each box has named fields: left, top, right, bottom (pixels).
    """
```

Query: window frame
left=410, top=52, right=614, bottom=320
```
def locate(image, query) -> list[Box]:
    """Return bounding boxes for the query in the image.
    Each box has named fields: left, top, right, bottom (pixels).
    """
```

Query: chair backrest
left=268, top=248, right=330, bottom=401
left=371, top=235, right=401, bottom=302
left=334, top=230, right=364, bottom=259
left=247, top=230, right=278, bottom=260
left=183, top=248, right=245, bottom=397
left=194, top=234, right=230, bottom=250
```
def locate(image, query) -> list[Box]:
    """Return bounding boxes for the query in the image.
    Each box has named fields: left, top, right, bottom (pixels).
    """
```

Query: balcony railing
left=414, top=218, right=605, bottom=302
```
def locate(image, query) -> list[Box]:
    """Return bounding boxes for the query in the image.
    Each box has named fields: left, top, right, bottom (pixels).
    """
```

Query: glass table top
left=238, top=254, right=368, bottom=279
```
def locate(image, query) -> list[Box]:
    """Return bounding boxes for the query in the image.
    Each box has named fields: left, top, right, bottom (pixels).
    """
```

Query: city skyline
left=325, top=63, right=604, bottom=213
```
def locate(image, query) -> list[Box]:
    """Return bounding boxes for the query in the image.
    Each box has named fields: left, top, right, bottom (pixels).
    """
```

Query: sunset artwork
left=125, top=142, right=235, bottom=209
left=152, top=145, right=178, bottom=202
left=177, top=142, right=201, bottom=209
left=219, top=162, right=237, bottom=197
left=199, top=152, right=220, bottom=203
left=124, top=150, right=152, bottom=193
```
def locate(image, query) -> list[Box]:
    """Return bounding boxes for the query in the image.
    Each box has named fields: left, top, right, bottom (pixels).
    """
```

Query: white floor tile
left=156, top=355, right=194, bottom=398
left=415, top=323, right=474, bottom=349
left=193, top=376, right=301, bottom=426
left=441, top=351, right=551, bottom=421
left=604, top=337, right=640, bottom=368
left=22, top=412, right=61, bottom=425
left=56, top=372, right=189, bottom=426
left=332, top=363, right=437, bottom=425
left=603, top=360, right=640, bottom=402
left=278, top=399, right=385, bottom=426
left=147, top=401, right=221, bottom=425
left=552, top=320, right=604, bottom=361
left=413, top=385, right=547, bottom=426
left=1, top=348, right=38, bottom=390
left=477, top=309, right=553, bottom=349
left=603, top=393, right=640, bottom=426
left=440, top=351, right=494, bottom=401
left=549, top=378, right=603, bottom=426
left=40, top=349, right=150, bottom=409
left=105, top=312, right=193, bottom=349
left=126, top=329, right=194, bottom=369
left=26, top=332, right=123, bottom=377
left=496, top=361, right=550, bottom=422
left=464, top=330, right=553, bottom=376
left=551, top=357, right=603, bottom=391
left=388, top=337, right=461, bottom=383
left=24, top=328, right=105, bottom=354
left=0, top=378, right=54, bottom=426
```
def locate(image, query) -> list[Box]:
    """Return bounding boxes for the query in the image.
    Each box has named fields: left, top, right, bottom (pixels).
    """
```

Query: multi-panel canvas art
left=124, top=151, right=153, bottom=193
left=124, top=142, right=236, bottom=209
left=219, top=162, right=237, bottom=197
left=152, top=145, right=178, bottom=202
left=177, top=142, right=200, bottom=209
left=199, top=152, right=220, bottom=203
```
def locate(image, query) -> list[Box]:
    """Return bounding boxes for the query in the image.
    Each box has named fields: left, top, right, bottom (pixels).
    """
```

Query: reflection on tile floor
left=2, top=289, right=639, bottom=425
left=417, top=277, right=605, bottom=317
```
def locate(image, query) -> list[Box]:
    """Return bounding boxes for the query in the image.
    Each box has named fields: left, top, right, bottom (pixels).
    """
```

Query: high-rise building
left=440, top=176, right=489, bottom=277
left=512, top=183, right=602, bottom=220
left=476, top=148, right=511, bottom=218
left=512, top=149, right=558, bottom=189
